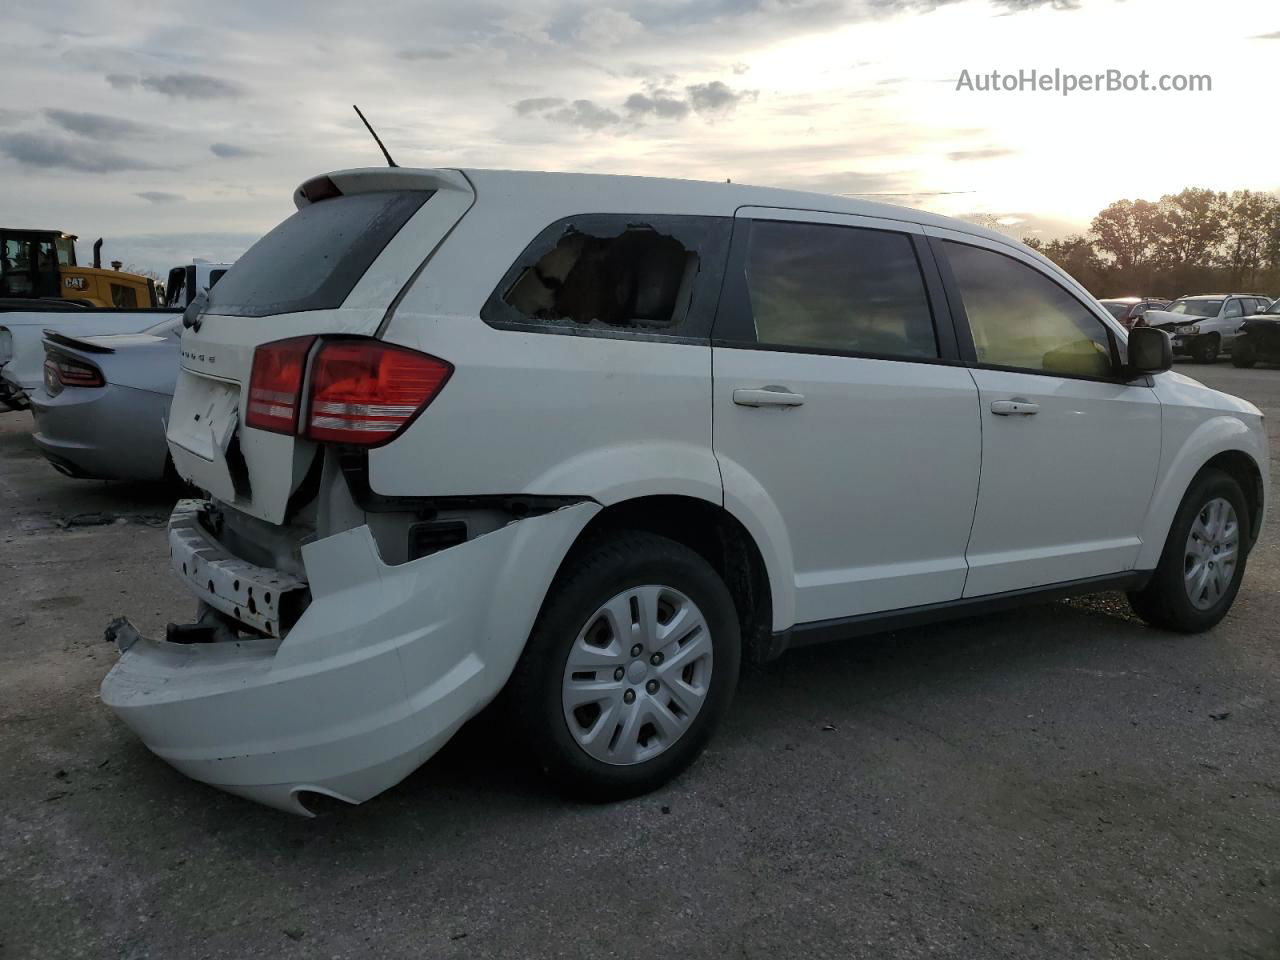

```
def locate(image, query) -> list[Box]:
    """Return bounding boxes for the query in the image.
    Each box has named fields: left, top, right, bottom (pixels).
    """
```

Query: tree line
left=1018, top=188, right=1280, bottom=298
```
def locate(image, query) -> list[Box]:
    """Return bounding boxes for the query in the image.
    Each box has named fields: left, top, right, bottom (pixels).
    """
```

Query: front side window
left=483, top=214, right=729, bottom=336
left=1224, top=299, right=1244, bottom=318
left=110, top=283, right=138, bottom=308
left=743, top=221, right=937, bottom=358
left=943, top=240, right=1114, bottom=379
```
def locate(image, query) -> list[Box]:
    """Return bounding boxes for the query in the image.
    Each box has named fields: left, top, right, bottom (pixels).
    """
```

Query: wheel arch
left=1137, top=421, right=1267, bottom=568
left=556, top=494, right=785, bottom=663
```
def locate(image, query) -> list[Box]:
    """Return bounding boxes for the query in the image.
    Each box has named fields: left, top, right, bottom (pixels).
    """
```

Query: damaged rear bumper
left=100, top=499, right=599, bottom=815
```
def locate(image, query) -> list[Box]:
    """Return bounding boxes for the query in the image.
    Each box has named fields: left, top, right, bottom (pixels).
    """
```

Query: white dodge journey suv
left=102, top=168, right=1269, bottom=815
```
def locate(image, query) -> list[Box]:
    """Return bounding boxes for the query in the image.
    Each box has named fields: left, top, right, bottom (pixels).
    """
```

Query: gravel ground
left=1, top=361, right=1278, bottom=960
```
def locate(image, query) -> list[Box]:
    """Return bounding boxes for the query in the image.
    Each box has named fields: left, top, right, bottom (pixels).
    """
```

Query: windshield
left=1166, top=299, right=1222, bottom=317
left=1263, top=299, right=1280, bottom=315
left=205, top=190, right=431, bottom=318
left=1101, top=302, right=1129, bottom=319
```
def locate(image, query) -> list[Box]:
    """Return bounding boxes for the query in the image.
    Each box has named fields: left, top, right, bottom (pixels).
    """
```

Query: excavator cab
left=0, top=229, right=74, bottom=300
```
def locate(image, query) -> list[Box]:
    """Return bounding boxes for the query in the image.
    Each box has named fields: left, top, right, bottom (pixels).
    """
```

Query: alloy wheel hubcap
left=561, top=584, right=713, bottom=766
left=1184, top=497, right=1239, bottom=611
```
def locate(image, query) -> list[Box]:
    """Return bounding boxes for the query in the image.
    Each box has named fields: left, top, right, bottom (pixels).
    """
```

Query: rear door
left=929, top=231, right=1161, bottom=596
left=711, top=209, right=981, bottom=627
left=166, top=169, right=475, bottom=523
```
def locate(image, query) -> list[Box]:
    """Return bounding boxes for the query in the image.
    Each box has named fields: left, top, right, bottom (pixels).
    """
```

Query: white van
left=101, top=168, right=1269, bottom=815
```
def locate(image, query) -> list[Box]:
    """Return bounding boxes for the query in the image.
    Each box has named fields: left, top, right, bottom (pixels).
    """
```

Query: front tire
left=1127, top=469, right=1249, bottom=632
left=510, top=531, right=741, bottom=801
left=1190, top=335, right=1220, bottom=363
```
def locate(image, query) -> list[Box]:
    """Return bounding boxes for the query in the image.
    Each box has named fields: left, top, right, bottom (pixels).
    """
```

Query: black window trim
left=478, top=212, right=734, bottom=344
left=709, top=215, right=964, bottom=366
left=928, top=234, right=1140, bottom=386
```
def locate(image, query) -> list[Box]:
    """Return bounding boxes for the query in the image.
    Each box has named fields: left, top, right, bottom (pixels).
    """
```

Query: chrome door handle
left=990, top=398, right=1039, bottom=416
left=733, top=386, right=806, bottom=408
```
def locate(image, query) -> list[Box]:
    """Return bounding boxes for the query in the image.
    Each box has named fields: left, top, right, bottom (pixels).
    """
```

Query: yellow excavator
left=0, top=228, right=159, bottom=308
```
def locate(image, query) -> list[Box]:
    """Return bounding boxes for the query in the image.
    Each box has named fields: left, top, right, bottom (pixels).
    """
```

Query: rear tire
left=1127, top=469, right=1249, bottom=633
left=1231, top=341, right=1257, bottom=368
left=509, top=530, right=741, bottom=801
left=1190, top=335, right=1220, bottom=363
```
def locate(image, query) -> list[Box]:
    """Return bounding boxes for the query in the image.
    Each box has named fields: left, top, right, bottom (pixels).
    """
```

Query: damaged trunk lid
left=167, top=168, right=474, bottom=524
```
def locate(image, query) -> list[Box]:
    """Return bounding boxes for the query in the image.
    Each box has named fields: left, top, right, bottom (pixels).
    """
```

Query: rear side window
left=943, top=240, right=1113, bottom=379
left=206, top=190, right=431, bottom=318
left=482, top=214, right=731, bottom=336
left=743, top=221, right=938, bottom=358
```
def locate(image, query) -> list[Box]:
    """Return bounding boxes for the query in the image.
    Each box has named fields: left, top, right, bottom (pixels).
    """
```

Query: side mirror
left=1128, top=326, right=1172, bottom=375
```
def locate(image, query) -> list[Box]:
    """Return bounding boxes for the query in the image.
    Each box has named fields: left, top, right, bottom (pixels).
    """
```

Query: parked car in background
left=1098, top=297, right=1169, bottom=330
left=1231, top=298, right=1280, bottom=367
left=1, top=259, right=230, bottom=409
left=1143, top=293, right=1273, bottom=362
left=102, top=168, right=1268, bottom=817
left=30, top=316, right=182, bottom=482
left=165, top=260, right=232, bottom=308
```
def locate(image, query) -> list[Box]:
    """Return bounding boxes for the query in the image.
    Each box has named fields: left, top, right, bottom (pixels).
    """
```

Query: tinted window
left=1102, top=302, right=1129, bottom=319
left=744, top=221, right=937, bottom=358
left=206, top=190, right=431, bottom=318
left=944, top=241, right=1113, bottom=378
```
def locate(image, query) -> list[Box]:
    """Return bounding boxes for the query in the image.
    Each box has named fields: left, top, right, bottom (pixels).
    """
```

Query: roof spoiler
left=291, top=167, right=472, bottom=210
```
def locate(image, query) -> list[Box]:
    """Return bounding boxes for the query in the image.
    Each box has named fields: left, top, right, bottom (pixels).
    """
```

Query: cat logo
left=63, top=277, right=87, bottom=290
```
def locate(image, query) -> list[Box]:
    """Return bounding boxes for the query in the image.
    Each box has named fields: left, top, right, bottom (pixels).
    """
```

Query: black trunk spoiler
left=42, top=329, right=116, bottom=354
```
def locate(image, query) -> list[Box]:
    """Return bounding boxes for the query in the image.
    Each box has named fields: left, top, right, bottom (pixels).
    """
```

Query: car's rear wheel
left=1231, top=341, right=1258, bottom=368
left=510, top=531, right=741, bottom=800
left=1190, top=335, right=1220, bottom=363
left=1127, top=469, right=1250, bottom=633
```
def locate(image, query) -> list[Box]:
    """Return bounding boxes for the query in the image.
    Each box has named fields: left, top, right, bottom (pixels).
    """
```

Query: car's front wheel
left=1190, top=335, right=1221, bottom=363
left=1127, top=468, right=1250, bottom=632
left=510, top=531, right=741, bottom=800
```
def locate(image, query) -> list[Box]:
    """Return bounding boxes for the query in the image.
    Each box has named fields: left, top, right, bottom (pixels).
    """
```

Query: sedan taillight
left=43, top=352, right=105, bottom=395
left=245, top=337, right=451, bottom=447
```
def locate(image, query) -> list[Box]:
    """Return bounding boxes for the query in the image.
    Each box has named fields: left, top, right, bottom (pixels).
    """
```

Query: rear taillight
left=245, top=337, right=451, bottom=446
left=43, top=352, right=104, bottom=394
left=245, top=336, right=316, bottom=435
left=306, top=340, right=452, bottom=445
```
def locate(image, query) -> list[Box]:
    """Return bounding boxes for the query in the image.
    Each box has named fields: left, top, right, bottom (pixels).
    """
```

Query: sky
left=1, top=0, right=1277, bottom=274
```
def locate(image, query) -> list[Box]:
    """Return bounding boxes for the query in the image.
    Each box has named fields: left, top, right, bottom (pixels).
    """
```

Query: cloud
left=731, top=62, right=750, bottom=75
left=1252, top=31, right=1280, bottom=40
left=687, top=80, right=759, bottom=114
left=0, top=109, right=24, bottom=127
left=546, top=100, right=622, bottom=131
left=107, top=72, right=245, bottom=99
left=624, top=91, right=691, bottom=120
left=514, top=97, right=566, bottom=115
left=574, top=8, right=644, bottom=47
left=209, top=142, right=262, bottom=159
left=45, top=109, right=152, bottom=140
left=0, top=133, right=162, bottom=173
left=136, top=191, right=183, bottom=204
left=947, top=147, right=1015, bottom=161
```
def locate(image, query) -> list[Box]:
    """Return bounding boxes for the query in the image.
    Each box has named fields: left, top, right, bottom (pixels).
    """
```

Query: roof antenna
left=352, top=104, right=398, bottom=168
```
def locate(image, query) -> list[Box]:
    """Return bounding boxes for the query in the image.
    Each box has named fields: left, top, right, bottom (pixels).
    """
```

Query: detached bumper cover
left=100, top=500, right=599, bottom=815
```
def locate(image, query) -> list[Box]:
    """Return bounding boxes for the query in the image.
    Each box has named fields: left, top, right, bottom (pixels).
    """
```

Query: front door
left=930, top=231, right=1162, bottom=597
left=711, top=209, right=982, bottom=628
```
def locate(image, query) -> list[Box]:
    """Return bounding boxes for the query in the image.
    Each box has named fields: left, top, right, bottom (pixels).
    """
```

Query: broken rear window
left=481, top=215, right=731, bottom=337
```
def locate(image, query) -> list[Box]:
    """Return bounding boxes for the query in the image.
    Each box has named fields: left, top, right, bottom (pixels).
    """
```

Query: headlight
left=1178, top=324, right=1200, bottom=335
